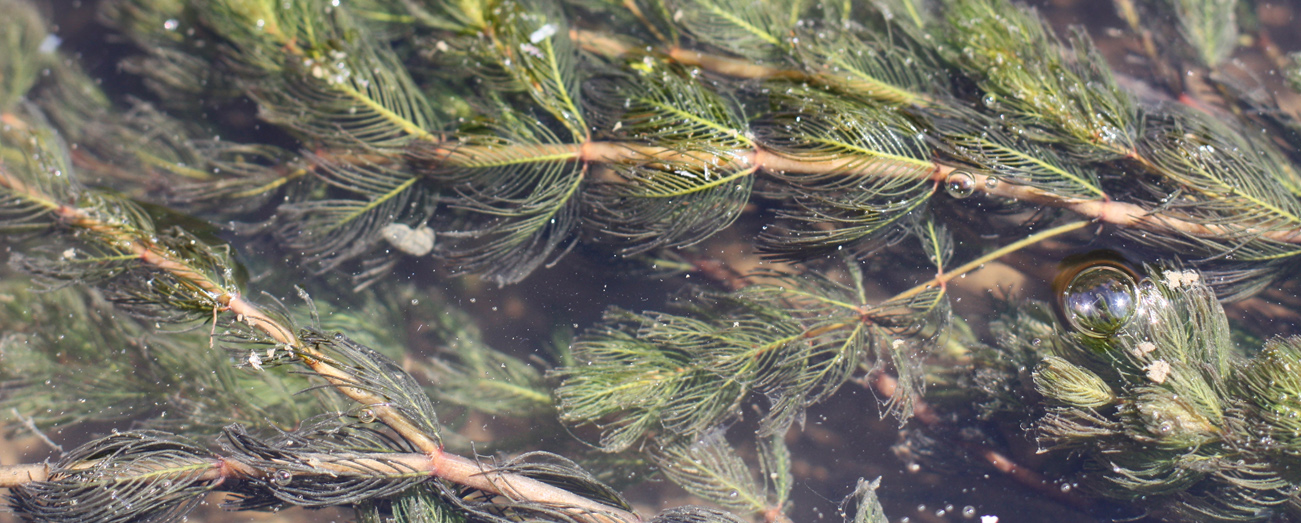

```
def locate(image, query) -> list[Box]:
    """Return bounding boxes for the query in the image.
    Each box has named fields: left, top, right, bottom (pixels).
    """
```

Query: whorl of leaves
left=220, top=422, right=429, bottom=509
left=1012, top=266, right=1301, bottom=521
left=556, top=259, right=949, bottom=452
left=434, top=452, right=633, bottom=523
left=646, top=506, right=749, bottom=523
left=298, top=329, right=443, bottom=442
left=648, top=430, right=786, bottom=517
left=8, top=431, right=217, bottom=523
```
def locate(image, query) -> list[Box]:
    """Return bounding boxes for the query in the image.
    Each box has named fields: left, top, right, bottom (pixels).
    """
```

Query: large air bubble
left=1061, top=264, right=1138, bottom=337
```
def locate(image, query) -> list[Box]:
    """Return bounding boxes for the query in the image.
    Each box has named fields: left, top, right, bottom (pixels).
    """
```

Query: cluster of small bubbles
left=945, top=171, right=977, bottom=199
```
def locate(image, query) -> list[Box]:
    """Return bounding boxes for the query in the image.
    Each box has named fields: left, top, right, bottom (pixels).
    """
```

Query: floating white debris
left=529, top=23, right=557, bottom=44
left=248, top=350, right=264, bottom=371
left=1163, top=269, right=1199, bottom=289
left=1145, top=360, right=1171, bottom=384
left=382, top=223, right=436, bottom=256
left=38, top=34, right=61, bottom=54
left=520, top=42, right=544, bottom=59
left=1132, top=341, right=1157, bottom=357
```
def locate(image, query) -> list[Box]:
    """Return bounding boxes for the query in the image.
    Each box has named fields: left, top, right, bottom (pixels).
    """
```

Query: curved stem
left=0, top=164, right=640, bottom=523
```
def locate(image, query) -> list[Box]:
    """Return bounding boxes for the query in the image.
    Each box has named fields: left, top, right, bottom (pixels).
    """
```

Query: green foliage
left=0, top=0, right=51, bottom=112
left=556, top=260, right=949, bottom=453
left=943, top=0, right=1138, bottom=160
left=841, top=477, right=888, bottom=523
left=9, top=431, right=219, bottom=523
left=52, top=0, right=1294, bottom=299
left=649, top=430, right=782, bottom=516
left=415, top=307, right=554, bottom=417
left=7, top=0, right=1301, bottom=520
left=756, top=89, right=939, bottom=257
left=0, top=106, right=632, bottom=523
left=672, top=0, right=802, bottom=59
left=1165, top=0, right=1240, bottom=67
left=1288, top=53, right=1301, bottom=93
left=974, top=265, right=1301, bottom=521
left=0, top=283, right=323, bottom=432
left=797, top=28, right=944, bottom=106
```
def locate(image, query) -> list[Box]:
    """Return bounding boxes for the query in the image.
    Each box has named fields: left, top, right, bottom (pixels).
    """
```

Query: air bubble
left=985, top=176, right=999, bottom=190
left=271, top=469, right=292, bottom=486
left=1061, top=265, right=1137, bottom=337
left=945, top=170, right=977, bottom=199
left=358, top=408, right=377, bottom=423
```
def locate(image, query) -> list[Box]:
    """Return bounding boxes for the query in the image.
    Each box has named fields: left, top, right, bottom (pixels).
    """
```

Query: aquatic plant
left=2, top=0, right=1301, bottom=521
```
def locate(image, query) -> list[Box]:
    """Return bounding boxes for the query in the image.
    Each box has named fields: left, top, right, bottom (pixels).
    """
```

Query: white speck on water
left=529, top=24, right=557, bottom=43
left=38, top=35, right=61, bottom=54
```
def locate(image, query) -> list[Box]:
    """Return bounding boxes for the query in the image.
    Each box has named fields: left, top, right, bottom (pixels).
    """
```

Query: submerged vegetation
left=3, top=0, right=1301, bottom=521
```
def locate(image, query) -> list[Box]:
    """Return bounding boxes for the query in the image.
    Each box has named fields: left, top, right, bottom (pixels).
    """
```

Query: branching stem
left=0, top=164, right=640, bottom=523
left=429, top=138, right=1301, bottom=247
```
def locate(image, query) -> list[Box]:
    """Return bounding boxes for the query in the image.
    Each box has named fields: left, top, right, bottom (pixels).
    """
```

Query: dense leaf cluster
left=2, top=0, right=1301, bottom=521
